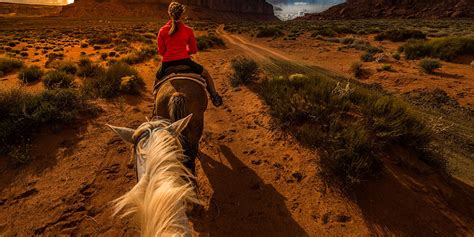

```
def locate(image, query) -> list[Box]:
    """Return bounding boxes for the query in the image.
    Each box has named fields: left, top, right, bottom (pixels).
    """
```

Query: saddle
left=153, top=65, right=207, bottom=95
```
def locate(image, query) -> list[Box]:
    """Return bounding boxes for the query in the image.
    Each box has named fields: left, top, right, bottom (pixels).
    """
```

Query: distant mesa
left=59, top=0, right=275, bottom=20
left=302, top=0, right=474, bottom=19
left=0, top=0, right=276, bottom=20
left=0, top=2, right=63, bottom=17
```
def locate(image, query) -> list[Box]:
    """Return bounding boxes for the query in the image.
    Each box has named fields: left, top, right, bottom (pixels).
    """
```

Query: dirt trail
left=1, top=25, right=473, bottom=236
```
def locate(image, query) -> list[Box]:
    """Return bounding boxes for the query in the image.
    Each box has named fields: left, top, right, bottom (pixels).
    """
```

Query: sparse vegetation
left=77, top=58, right=104, bottom=78
left=351, top=61, right=363, bottom=78
left=82, top=63, right=144, bottom=98
left=0, top=57, right=23, bottom=75
left=419, top=58, right=442, bottom=74
left=120, top=47, right=157, bottom=65
left=260, top=62, right=432, bottom=185
left=48, top=60, right=77, bottom=75
left=18, top=65, right=43, bottom=83
left=0, top=88, right=94, bottom=162
left=256, top=27, right=284, bottom=38
left=230, top=57, right=259, bottom=86
left=196, top=35, right=225, bottom=50
left=43, top=70, right=75, bottom=89
left=401, top=36, right=474, bottom=61
left=375, top=29, right=426, bottom=42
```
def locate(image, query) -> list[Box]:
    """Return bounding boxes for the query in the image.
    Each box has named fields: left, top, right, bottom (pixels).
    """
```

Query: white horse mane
left=112, top=120, right=200, bottom=237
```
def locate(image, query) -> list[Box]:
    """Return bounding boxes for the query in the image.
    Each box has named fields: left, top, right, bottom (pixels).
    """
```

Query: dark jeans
left=155, top=58, right=204, bottom=81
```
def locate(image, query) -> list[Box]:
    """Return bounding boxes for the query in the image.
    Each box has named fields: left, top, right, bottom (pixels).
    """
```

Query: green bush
left=82, top=63, right=144, bottom=98
left=196, top=35, right=225, bottom=50
left=311, top=27, right=337, bottom=37
left=256, top=27, right=284, bottom=38
left=48, top=60, right=77, bottom=75
left=230, top=57, right=259, bottom=86
left=77, top=58, right=104, bottom=78
left=43, top=70, right=75, bottom=89
left=380, top=64, right=393, bottom=71
left=375, top=29, right=426, bottom=42
left=419, top=58, right=442, bottom=74
left=18, top=65, right=43, bottom=83
left=392, top=52, right=401, bottom=60
left=260, top=72, right=431, bottom=185
left=401, top=36, right=474, bottom=61
left=0, top=88, right=94, bottom=160
left=120, top=47, right=157, bottom=65
left=0, top=57, right=23, bottom=74
left=361, top=52, right=375, bottom=62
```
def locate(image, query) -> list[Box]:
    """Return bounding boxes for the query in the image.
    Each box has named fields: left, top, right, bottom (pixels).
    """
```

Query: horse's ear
left=106, top=124, right=135, bottom=144
left=169, top=114, right=193, bottom=135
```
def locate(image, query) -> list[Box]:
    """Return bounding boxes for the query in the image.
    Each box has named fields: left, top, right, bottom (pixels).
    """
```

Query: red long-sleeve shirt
left=157, top=20, right=198, bottom=62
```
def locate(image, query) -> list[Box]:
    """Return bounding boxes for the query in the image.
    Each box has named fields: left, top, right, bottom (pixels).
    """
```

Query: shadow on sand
left=193, top=145, right=307, bottom=237
left=350, top=156, right=474, bottom=236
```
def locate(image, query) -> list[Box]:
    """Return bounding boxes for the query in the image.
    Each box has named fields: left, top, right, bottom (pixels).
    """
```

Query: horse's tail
left=168, top=92, right=187, bottom=122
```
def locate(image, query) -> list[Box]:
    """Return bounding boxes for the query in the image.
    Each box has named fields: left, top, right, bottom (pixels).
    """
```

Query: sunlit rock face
left=70, top=0, right=274, bottom=15
left=58, top=0, right=276, bottom=19
left=0, top=0, right=68, bottom=5
left=304, top=0, right=474, bottom=19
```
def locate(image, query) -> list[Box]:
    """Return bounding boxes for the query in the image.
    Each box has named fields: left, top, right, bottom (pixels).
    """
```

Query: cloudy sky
left=267, top=0, right=345, bottom=15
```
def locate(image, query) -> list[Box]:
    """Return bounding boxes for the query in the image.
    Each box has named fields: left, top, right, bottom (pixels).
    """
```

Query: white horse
left=107, top=114, right=200, bottom=237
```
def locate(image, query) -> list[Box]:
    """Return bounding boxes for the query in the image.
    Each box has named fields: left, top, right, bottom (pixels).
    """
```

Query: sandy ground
left=0, top=25, right=473, bottom=236
left=244, top=32, right=474, bottom=108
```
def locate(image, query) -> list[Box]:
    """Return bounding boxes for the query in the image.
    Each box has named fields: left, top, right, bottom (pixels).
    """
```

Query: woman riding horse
left=155, top=1, right=223, bottom=107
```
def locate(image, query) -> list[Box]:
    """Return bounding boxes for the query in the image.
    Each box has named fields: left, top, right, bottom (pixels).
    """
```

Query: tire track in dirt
left=211, top=25, right=474, bottom=236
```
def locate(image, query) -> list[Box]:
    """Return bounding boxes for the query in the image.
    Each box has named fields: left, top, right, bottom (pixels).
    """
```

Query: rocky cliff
left=303, top=0, right=474, bottom=19
left=0, top=2, right=62, bottom=17
left=59, top=0, right=275, bottom=20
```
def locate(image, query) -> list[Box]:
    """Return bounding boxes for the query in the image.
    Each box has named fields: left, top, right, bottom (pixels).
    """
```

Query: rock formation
left=303, top=0, right=474, bottom=19
left=59, top=0, right=275, bottom=20
left=0, top=2, right=62, bottom=17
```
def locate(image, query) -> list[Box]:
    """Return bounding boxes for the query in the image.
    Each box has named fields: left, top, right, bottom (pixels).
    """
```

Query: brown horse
left=107, top=73, right=208, bottom=236
left=153, top=74, right=208, bottom=172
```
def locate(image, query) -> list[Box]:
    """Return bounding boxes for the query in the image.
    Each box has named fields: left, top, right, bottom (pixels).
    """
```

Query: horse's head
left=106, top=114, right=193, bottom=181
left=106, top=114, right=199, bottom=236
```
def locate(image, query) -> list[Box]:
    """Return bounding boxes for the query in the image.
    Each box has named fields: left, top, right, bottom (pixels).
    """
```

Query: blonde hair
left=168, top=2, right=185, bottom=36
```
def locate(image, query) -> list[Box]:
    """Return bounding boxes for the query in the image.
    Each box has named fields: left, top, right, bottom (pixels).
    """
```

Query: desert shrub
left=18, top=65, right=43, bottom=83
left=20, top=51, right=28, bottom=57
left=419, top=58, right=442, bottom=74
left=82, top=63, right=144, bottom=98
left=101, top=52, right=108, bottom=60
left=401, top=36, right=474, bottom=61
left=230, top=57, right=259, bottom=86
left=80, top=43, right=89, bottom=48
left=375, top=29, right=426, bottom=42
left=0, top=88, right=94, bottom=160
left=120, top=47, right=157, bottom=65
left=392, top=52, right=401, bottom=60
left=0, top=57, right=23, bottom=74
left=351, top=61, right=363, bottom=78
left=196, top=35, right=225, bottom=50
left=89, top=35, right=112, bottom=45
left=260, top=70, right=431, bottom=185
left=77, top=58, right=104, bottom=78
left=43, top=70, right=75, bottom=89
left=311, top=27, right=337, bottom=37
left=48, top=60, right=77, bottom=75
left=256, top=27, right=284, bottom=38
left=380, top=64, right=393, bottom=71
left=361, top=51, right=375, bottom=62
